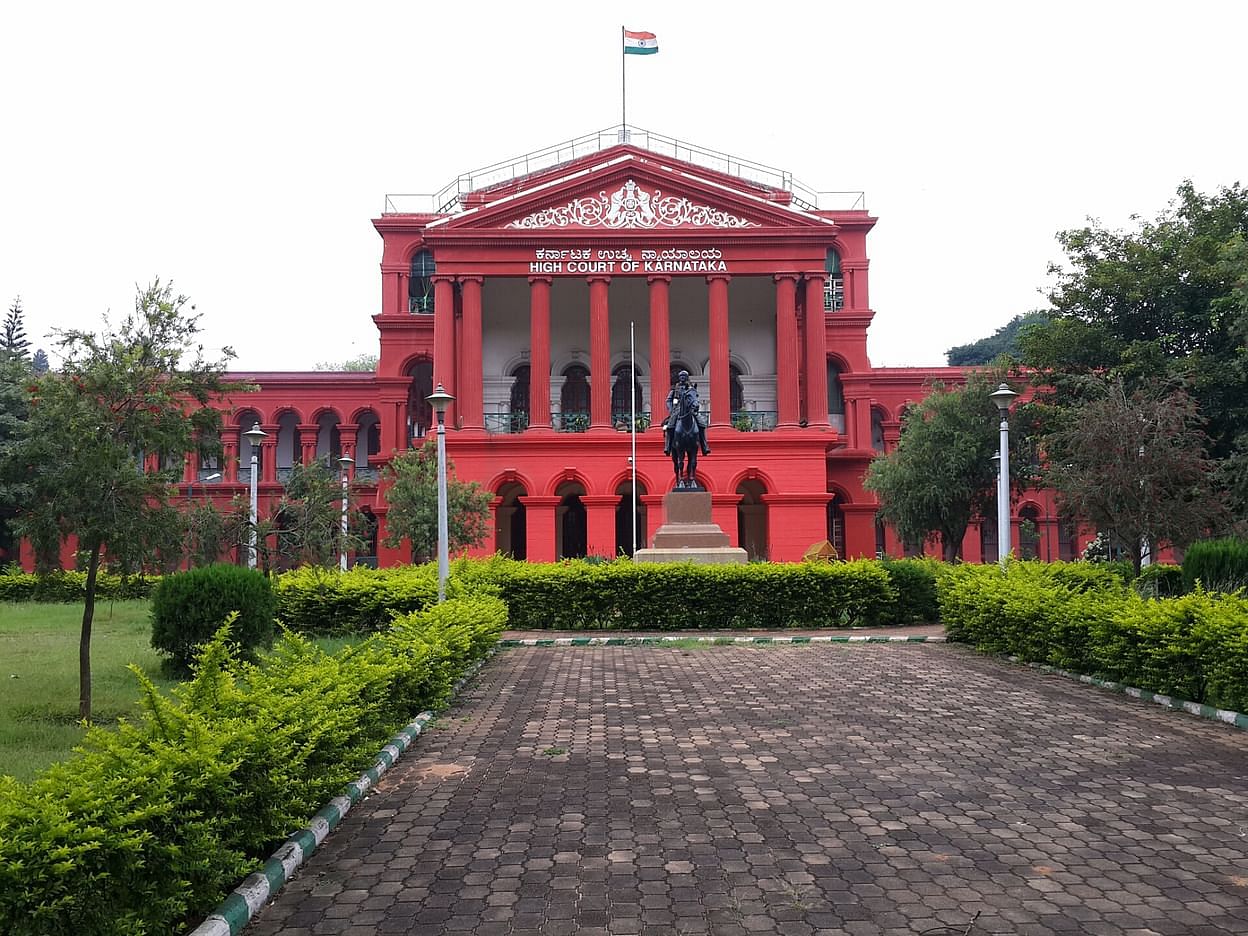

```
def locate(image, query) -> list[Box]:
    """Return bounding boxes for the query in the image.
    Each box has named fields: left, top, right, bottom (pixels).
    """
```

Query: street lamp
left=427, top=383, right=455, bottom=602
left=337, top=453, right=354, bottom=572
left=242, top=423, right=268, bottom=569
left=989, top=383, right=1018, bottom=567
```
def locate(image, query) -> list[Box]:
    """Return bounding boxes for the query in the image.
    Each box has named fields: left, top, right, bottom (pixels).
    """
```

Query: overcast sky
left=3, top=1, right=1244, bottom=370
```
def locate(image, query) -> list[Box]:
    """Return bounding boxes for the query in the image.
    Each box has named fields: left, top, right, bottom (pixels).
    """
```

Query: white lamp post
left=427, top=383, right=455, bottom=602
left=337, top=453, right=354, bottom=572
left=242, top=423, right=268, bottom=569
left=989, top=384, right=1018, bottom=567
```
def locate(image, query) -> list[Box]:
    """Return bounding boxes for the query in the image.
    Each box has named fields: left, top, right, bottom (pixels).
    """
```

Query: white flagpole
left=630, top=320, right=638, bottom=555
left=621, top=26, right=627, bottom=136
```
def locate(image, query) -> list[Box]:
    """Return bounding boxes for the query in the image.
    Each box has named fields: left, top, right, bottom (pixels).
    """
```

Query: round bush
left=151, top=564, right=276, bottom=670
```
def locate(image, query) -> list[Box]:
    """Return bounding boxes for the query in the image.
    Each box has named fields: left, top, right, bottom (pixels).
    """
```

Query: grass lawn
left=0, top=600, right=359, bottom=783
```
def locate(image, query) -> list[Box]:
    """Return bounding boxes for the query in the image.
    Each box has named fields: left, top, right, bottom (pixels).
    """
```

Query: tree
left=946, top=311, right=1050, bottom=366
left=315, top=353, right=378, bottom=372
left=31, top=349, right=49, bottom=374
left=1, top=297, right=30, bottom=362
left=7, top=281, right=238, bottom=720
left=270, top=463, right=372, bottom=569
left=864, top=373, right=1039, bottom=561
left=1020, top=181, right=1248, bottom=466
left=1043, top=376, right=1225, bottom=574
left=381, top=439, right=492, bottom=562
left=0, top=353, right=31, bottom=563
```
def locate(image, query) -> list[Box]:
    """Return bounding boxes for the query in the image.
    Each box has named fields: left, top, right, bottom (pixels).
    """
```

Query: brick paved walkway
left=248, top=645, right=1248, bottom=935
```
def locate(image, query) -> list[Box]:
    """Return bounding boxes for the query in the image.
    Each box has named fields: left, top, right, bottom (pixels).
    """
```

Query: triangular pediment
left=426, top=148, right=834, bottom=234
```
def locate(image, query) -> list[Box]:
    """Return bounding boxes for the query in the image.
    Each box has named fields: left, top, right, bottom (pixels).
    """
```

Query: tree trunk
left=942, top=530, right=963, bottom=563
left=79, top=542, right=101, bottom=722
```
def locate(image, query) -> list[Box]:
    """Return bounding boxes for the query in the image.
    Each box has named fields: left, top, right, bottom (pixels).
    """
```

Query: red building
left=54, top=128, right=1084, bottom=569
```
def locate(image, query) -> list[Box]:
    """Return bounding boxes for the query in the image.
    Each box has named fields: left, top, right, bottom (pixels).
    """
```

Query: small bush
left=1182, top=537, right=1248, bottom=594
left=151, top=565, right=276, bottom=670
left=0, top=567, right=158, bottom=603
left=879, top=558, right=940, bottom=624
left=1132, top=563, right=1185, bottom=599
left=273, top=564, right=439, bottom=634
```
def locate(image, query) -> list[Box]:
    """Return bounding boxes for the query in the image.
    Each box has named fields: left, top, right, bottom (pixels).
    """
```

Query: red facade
left=27, top=132, right=1082, bottom=569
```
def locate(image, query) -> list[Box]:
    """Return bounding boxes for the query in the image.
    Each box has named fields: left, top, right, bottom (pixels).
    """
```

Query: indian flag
left=623, top=30, right=658, bottom=55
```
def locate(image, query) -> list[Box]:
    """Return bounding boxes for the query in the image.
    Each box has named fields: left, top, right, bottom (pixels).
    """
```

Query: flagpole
left=621, top=25, right=627, bottom=139
left=630, top=319, right=638, bottom=555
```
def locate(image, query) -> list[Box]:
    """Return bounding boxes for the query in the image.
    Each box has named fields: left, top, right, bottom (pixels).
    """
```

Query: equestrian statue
left=662, top=369, right=711, bottom=490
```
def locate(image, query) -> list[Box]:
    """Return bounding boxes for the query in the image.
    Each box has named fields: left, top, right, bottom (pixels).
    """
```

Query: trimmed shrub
left=273, top=564, right=439, bottom=634
left=151, top=565, right=276, bottom=670
left=879, top=558, right=940, bottom=624
left=1182, top=537, right=1248, bottom=594
left=1132, top=563, right=1185, bottom=599
left=0, top=567, right=158, bottom=603
left=939, top=560, right=1248, bottom=711
left=0, top=594, right=506, bottom=935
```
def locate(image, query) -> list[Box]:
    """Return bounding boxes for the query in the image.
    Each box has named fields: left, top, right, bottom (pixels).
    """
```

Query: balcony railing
left=552, top=411, right=590, bottom=433
left=732, top=410, right=778, bottom=432
left=276, top=467, right=294, bottom=484
left=612, top=411, right=651, bottom=432
left=355, top=466, right=380, bottom=483
left=485, top=412, right=529, bottom=435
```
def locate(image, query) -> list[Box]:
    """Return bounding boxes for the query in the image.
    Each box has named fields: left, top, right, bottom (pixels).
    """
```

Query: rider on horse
left=662, top=370, right=711, bottom=457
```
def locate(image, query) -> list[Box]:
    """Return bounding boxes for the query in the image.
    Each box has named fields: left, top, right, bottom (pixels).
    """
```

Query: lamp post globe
left=242, top=422, right=268, bottom=569
left=988, top=384, right=1018, bottom=567
left=426, top=383, right=455, bottom=602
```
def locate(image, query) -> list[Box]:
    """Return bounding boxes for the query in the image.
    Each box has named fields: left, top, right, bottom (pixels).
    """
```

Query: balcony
left=612, top=411, right=651, bottom=432
left=552, top=411, right=590, bottom=433
left=732, top=411, right=778, bottom=432
left=485, top=412, right=529, bottom=435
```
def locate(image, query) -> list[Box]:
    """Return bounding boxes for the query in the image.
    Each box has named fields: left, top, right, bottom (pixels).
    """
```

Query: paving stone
left=245, top=645, right=1248, bottom=935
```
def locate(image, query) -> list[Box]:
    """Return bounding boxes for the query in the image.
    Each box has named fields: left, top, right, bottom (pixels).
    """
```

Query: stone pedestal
left=633, top=491, right=748, bottom=564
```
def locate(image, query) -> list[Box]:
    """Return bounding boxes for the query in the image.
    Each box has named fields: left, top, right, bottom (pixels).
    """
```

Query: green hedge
left=0, top=568, right=159, bottom=602
left=273, top=564, right=440, bottom=634
left=940, top=560, right=1248, bottom=711
left=1183, top=537, right=1248, bottom=593
left=0, top=594, right=506, bottom=936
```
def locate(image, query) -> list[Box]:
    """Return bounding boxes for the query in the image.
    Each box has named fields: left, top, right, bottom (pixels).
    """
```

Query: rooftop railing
left=383, top=125, right=865, bottom=215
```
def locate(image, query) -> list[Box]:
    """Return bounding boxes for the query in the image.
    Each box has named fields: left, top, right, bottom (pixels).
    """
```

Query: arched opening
left=729, top=363, right=745, bottom=416
left=737, top=479, right=768, bottom=561
left=871, top=407, right=886, bottom=453
left=509, top=364, right=530, bottom=433
left=406, top=358, right=434, bottom=441
left=496, top=482, right=528, bottom=560
left=196, top=426, right=221, bottom=481
left=1020, top=505, right=1042, bottom=560
left=875, top=514, right=888, bottom=558
left=409, top=250, right=436, bottom=314
left=555, top=482, right=587, bottom=559
left=559, top=364, right=590, bottom=433
left=1057, top=517, right=1077, bottom=561
left=236, top=409, right=262, bottom=482
left=827, top=361, right=846, bottom=433
left=355, top=410, right=381, bottom=474
left=276, top=412, right=300, bottom=481
left=611, top=363, right=643, bottom=429
left=615, top=480, right=646, bottom=557
left=826, top=492, right=846, bottom=558
left=980, top=503, right=999, bottom=564
left=824, top=248, right=845, bottom=311
left=315, top=412, right=341, bottom=467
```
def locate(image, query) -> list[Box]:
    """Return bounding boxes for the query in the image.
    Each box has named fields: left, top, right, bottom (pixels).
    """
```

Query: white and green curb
left=188, top=653, right=492, bottom=936
left=500, top=634, right=946, bottom=647
left=1008, top=656, right=1248, bottom=731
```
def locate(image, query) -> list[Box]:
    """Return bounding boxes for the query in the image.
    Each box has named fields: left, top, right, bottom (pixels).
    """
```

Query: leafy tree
left=381, top=439, right=492, bottom=562
left=946, top=311, right=1050, bottom=366
left=7, top=281, right=238, bottom=720
left=2, top=297, right=30, bottom=362
left=184, top=498, right=232, bottom=568
left=0, top=353, right=31, bottom=563
left=314, top=353, right=378, bottom=372
left=864, top=373, right=1039, bottom=561
left=1020, top=181, right=1248, bottom=467
left=1043, top=375, right=1226, bottom=574
left=31, top=349, right=49, bottom=374
left=270, top=463, right=372, bottom=569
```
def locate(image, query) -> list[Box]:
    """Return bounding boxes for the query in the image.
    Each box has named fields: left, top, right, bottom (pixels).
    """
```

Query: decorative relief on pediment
left=504, top=179, right=759, bottom=230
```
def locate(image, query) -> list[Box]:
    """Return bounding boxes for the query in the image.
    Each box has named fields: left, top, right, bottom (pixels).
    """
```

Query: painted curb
left=1006, top=655, right=1248, bottom=732
left=187, top=653, right=493, bottom=936
left=499, top=634, right=946, bottom=647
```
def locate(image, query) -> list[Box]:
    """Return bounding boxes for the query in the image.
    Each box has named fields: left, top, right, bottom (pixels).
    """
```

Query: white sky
left=2, top=1, right=1244, bottom=370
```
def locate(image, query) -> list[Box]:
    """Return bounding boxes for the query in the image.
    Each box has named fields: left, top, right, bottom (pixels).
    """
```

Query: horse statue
left=669, top=383, right=701, bottom=489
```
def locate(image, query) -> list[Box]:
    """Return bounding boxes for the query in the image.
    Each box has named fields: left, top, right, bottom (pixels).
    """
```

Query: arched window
left=315, top=412, right=341, bottom=466
left=824, top=248, right=845, bottom=311
left=871, top=407, right=886, bottom=452
left=827, top=361, right=846, bottom=431
left=407, top=359, right=433, bottom=440
left=561, top=364, right=590, bottom=422
left=728, top=363, right=745, bottom=415
left=1020, top=505, right=1042, bottom=560
left=610, top=363, right=643, bottom=425
left=236, top=410, right=263, bottom=481
left=509, top=365, right=530, bottom=432
left=409, top=250, right=436, bottom=313
left=355, top=411, right=381, bottom=467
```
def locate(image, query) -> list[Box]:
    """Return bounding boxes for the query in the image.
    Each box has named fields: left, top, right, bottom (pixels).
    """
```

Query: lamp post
left=337, top=453, right=354, bottom=572
left=989, top=384, right=1018, bottom=567
left=242, top=423, right=268, bottom=569
left=427, top=383, right=455, bottom=602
